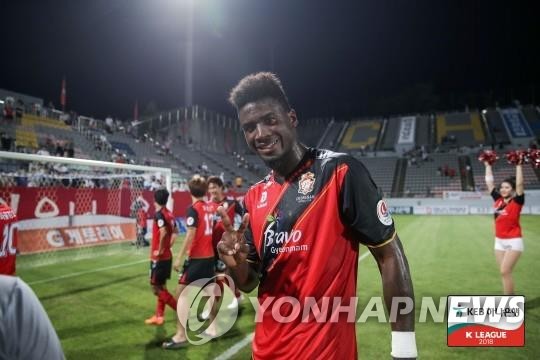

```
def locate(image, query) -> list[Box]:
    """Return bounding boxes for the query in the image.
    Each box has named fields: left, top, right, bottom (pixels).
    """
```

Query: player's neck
left=192, top=196, right=204, bottom=204
left=269, top=142, right=307, bottom=181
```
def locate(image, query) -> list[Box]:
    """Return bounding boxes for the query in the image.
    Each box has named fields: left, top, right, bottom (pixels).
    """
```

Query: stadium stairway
left=391, top=158, right=407, bottom=197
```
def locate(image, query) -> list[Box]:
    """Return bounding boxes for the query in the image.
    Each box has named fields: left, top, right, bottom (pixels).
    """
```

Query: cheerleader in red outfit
left=484, top=160, right=524, bottom=295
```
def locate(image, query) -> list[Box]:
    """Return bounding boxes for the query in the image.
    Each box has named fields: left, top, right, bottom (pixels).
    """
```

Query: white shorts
left=494, top=237, right=524, bottom=252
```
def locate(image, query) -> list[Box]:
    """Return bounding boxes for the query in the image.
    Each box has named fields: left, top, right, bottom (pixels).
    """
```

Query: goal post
left=0, top=150, right=172, bottom=268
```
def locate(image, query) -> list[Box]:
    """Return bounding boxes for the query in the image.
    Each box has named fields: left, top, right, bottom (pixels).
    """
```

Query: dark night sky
left=1, top=0, right=539, bottom=120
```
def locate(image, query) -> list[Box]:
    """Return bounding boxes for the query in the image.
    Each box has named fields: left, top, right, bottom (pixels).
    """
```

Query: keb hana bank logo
left=447, top=296, right=525, bottom=347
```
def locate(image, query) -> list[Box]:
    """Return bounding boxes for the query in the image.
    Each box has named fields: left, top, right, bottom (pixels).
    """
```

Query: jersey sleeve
left=154, top=210, right=167, bottom=229
left=339, top=156, right=396, bottom=247
left=491, top=189, right=502, bottom=201
left=514, top=193, right=525, bottom=205
left=185, top=206, right=198, bottom=228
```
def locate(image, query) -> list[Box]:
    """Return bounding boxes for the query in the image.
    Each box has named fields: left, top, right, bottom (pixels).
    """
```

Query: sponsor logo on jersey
left=157, top=219, right=165, bottom=227
left=376, top=200, right=393, bottom=226
left=298, top=172, right=315, bottom=195
left=186, top=217, right=194, bottom=226
left=263, top=216, right=306, bottom=256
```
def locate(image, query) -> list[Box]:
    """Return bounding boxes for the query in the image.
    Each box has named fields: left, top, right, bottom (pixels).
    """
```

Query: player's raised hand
left=216, top=206, right=250, bottom=268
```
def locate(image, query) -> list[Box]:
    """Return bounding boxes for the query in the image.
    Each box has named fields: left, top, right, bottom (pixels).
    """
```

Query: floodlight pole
left=184, top=0, right=194, bottom=107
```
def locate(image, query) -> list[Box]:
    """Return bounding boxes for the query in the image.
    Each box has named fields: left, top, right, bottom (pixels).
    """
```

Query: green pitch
left=18, top=215, right=540, bottom=359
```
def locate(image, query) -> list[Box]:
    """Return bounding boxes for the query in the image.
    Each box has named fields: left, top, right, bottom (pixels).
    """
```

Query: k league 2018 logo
left=447, top=296, right=525, bottom=347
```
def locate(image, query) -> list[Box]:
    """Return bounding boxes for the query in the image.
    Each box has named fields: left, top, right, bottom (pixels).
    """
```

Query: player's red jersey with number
left=243, top=148, right=396, bottom=359
left=492, top=190, right=524, bottom=238
left=185, top=200, right=214, bottom=258
left=0, top=204, right=18, bottom=275
left=208, top=197, right=243, bottom=249
left=151, top=207, right=175, bottom=261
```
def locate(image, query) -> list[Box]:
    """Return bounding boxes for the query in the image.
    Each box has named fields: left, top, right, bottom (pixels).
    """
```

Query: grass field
left=18, top=215, right=540, bottom=359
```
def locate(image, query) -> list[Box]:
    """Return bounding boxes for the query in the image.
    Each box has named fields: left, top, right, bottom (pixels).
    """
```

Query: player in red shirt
left=207, top=176, right=243, bottom=309
left=136, top=204, right=149, bottom=247
left=145, top=189, right=178, bottom=326
left=484, top=159, right=525, bottom=295
left=217, top=72, right=417, bottom=359
left=0, top=203, right=18, bottom=276
left=163, top=175, right=217, bottom=349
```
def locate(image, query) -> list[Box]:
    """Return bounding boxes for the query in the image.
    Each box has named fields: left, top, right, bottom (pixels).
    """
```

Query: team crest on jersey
left=376, top=200, right=393, bottom=226
left=298, top=172, right=315, bottom=195
left=257, top=191, right=268, bottom=209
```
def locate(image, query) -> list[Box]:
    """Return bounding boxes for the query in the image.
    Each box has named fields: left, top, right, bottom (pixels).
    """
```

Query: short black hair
left=188, top=175, right=207, bottom=198
left=501, top=176, right=516, bottom=190
left=229, top=72, right=291, bottom=112
left=154, top=188, right=169, bottom=206
left=207, top=176, right=224, bottom=189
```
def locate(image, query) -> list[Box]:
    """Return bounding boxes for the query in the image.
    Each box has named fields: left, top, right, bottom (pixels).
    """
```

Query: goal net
left=0, top=150, right=172, bottom=268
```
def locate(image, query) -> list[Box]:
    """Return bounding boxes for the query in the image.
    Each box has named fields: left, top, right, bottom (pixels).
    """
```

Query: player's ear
left=288, top=109, right=298, bottom=128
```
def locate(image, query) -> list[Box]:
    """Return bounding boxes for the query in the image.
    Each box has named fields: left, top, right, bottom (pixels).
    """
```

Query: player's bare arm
left=173, top=227, right=195, bottom=272
left=216, top=206, right=259, bottom=292
left=369, top=235, right=416, bottom=359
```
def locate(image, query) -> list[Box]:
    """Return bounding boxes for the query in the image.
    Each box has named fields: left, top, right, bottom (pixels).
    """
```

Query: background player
left=0, top=203, right=18, bottom=276
left=207, top=176, right=244, bottom=310
left=145, top=189, right=177, bottom=326
left=163, top=175, right=216, bottom=349
left=484, top=157, right=525, bottom=295
left=217, top=72, right=417, bottom=359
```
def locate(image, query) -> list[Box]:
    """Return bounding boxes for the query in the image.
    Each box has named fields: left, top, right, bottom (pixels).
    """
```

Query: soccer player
left=0, top=203, right=18, bottom=276
left=145, top=188, right=177, bottom=326
left=136, top=202, right=149, bottom=247
left=163, top=175, right=216, bottom=349
left=207, top=176, right=243, bottom=309
left=217, top=72, right=417, bottom=359
left=484, top=159, right=525, bottom=295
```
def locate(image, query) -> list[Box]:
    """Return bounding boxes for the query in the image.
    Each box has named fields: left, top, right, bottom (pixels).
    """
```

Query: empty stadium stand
left=522, top=105, right=540, bottom=138
left=403, top=153, right=462, bottom=196
left=415, top=115, right=431, bottom=149
left=436, top=111, right=485, bottom=147
left=339, top=119, right=382, bottom=151
left=380, top=117, right=401, bottom=151
left=354, top=156, right=397, bottom=196
left=483, top=109, right=511, bottom=145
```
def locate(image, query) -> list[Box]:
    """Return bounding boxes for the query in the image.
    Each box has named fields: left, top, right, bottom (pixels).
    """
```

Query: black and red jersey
left=491, top=190, right=524, bottom=239
left=185, top=200, right=214, bottom=258
left=208, top=197, right=243, bottom=250
left=151, top=207, right=175, bottom=261
left=0, top=204, right=18, bottom=276
left=243, top=148, right=395, bottom=360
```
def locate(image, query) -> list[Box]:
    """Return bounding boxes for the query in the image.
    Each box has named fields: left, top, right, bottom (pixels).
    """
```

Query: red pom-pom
left=478, top=150, right=498, bottom=165
left=505, top=150, right=528, bottom=166
left=528, top=149, right=540, bottom=169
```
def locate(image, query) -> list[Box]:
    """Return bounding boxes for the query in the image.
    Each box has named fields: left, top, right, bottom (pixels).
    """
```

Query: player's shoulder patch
left=376, top=200, right=393, bottom=226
